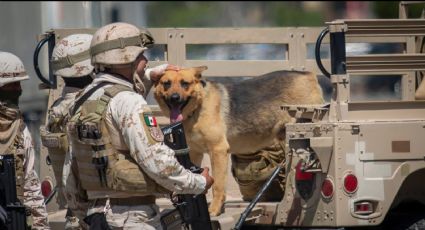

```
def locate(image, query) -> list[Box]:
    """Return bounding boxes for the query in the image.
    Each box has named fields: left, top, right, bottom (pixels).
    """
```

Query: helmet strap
left=133, top=72, right=146, bottom=96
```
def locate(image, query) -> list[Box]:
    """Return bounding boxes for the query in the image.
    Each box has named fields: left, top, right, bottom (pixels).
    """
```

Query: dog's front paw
left=208, top=205, right=222, bottom=217
left=208, top=199, right=224, bottom=216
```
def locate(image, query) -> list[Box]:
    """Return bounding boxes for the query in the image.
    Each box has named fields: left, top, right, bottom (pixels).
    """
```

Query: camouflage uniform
left=42, top=33, right=95, bottom=229
left=0, top=51, right=49, bottom=229
left=45, top=87, right=89, bottom=229
left=65, top=23, right=209, bottom=229
left=69, top=73, right=206, bottom=229
left=0, top=108, right=50, bottom=229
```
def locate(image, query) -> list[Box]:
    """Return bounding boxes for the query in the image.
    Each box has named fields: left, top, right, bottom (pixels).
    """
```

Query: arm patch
left=140, top=109, right=164, bottom=145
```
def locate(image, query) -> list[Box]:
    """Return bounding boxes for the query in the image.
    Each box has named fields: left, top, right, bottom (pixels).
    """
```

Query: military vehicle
left=33, top=1, right=425, bottom=229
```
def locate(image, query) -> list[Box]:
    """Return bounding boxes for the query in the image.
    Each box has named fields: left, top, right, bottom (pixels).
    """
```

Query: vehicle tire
left=403, top=218, right=425, bottom=230
left=379, top=211, right=425, bottom=230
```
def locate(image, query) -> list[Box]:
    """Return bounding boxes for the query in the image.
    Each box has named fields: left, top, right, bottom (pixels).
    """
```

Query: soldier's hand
left=0, top=205, right=7, bottom=225
left=149, top=64, right=181, bottom=82
left=201, top=167, right=214, bottom=194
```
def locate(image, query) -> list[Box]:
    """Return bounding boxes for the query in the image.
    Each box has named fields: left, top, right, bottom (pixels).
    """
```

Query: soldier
left=0, top=51, right=50, bottom=229
left=66, top=22, right=214, bottom=229
left=40, top=34, right=95, bottom=229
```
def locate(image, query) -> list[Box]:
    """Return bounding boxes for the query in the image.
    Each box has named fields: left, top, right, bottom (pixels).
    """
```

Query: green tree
left=146, top=2, right=222, bottom=27
left=266, top=2, right=324, bottom=26
left=372, top=1, right=424, bottom=19
left=146, top=1, right=326, bottom=27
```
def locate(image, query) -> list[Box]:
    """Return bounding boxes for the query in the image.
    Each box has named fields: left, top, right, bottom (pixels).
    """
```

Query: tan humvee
left=35, top=2, right=425, bottom=229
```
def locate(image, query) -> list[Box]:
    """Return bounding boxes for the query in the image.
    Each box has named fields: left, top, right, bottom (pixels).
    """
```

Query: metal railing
left=35, top=23, right=423, bottom=122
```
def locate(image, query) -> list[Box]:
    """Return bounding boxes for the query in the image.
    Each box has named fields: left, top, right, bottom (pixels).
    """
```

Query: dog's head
left=154, top=66, right=208, bottom=123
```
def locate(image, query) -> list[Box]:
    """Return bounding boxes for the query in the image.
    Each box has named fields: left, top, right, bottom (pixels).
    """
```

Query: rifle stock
left=0, top=154, right=28, bottom=230
left=161, top=122, right=212, bottom=230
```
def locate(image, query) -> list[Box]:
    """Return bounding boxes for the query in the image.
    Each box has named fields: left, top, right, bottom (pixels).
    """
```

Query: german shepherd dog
left=154, top=66, right=324, bottom=216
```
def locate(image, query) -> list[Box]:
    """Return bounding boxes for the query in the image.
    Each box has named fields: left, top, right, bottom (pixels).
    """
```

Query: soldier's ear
left=153, top=79, right=160, bottom=87
left=193, top=66, right=208, bottom=79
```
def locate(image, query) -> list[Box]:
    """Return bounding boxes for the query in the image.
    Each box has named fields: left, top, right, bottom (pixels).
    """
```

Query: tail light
left=321, top=177, right=334, bottom=199
left=295, top=161, right=314, bottom=181
left=295, top=161, right=315, bottom=200
left=354, top=201, right=373, bottom=215
left=343, top=173, right=358, bottom=194
left=41, top=178, right=53, bottom=198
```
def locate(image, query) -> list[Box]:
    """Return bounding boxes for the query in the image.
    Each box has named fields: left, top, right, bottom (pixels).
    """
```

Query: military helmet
left=50, top=34, right=94, bottom=77
left=0, top=52, right=29, bottom=87
left=90, top=22, right=154, bottom=68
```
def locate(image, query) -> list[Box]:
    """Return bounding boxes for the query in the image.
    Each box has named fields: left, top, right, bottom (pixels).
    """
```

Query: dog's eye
left=162, top=81, right=171, bottom=90
left=181, top=81, right=190, bottom=89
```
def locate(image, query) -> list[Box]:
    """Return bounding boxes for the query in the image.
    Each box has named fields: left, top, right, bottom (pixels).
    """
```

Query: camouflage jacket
left=47, top=86, right=81, bottom=133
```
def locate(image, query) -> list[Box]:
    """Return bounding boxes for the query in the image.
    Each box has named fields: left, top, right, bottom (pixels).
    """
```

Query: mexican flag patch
left=144, top=114, right=158, bottom=127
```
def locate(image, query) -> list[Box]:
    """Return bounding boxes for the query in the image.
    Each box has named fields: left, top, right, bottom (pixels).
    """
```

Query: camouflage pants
left=88, top=204, right=162, bottom=230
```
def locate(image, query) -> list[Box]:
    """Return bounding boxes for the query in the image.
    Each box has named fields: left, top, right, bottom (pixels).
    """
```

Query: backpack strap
left=94, top=84, right=134, bottom=116
left=105, top=84, right=133, bottom=98
left=71, top=81, right=111, bottom=116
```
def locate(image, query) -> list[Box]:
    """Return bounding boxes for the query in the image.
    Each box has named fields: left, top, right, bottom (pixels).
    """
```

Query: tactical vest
left=67, top=83, right=167, bottom=198
left=1, top=120, right=26, bottom=202
left=40, top=99, right=70, bottom=191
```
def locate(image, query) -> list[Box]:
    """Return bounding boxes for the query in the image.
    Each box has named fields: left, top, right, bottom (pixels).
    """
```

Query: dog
left=154, top=66, right=324, bottom=216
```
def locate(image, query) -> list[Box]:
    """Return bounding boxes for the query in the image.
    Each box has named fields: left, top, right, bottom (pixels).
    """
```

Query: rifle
left=233, top=163, right=284, bottom=230
left=0, top=154, right=28, bottom=230
left=161, top=122, right=213, bottom=230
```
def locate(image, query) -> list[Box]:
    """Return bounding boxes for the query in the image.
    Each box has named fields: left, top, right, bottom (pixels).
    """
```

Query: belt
left=95, top=195, right=156, bottom=206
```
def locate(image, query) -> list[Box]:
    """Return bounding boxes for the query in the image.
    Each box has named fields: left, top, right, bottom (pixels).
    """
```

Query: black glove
left=84, top=212, right=111, bottom=230
left=0, top=205, right=8, bottom=226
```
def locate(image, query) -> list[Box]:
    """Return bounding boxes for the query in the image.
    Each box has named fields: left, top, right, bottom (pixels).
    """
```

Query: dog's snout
left=170, top=93, right=180, bottom=103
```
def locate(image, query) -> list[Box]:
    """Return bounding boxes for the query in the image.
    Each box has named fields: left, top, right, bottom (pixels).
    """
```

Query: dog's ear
left=200, top=79, right=207, bottom=87
left=193, top=66, right=208, bottom=79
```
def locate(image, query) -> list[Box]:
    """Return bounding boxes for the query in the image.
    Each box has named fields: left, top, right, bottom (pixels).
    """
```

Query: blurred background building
left=0, top=1, right=423, bottom=173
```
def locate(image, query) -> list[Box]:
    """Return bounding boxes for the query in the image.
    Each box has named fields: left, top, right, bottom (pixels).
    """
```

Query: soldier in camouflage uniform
left=66, top=22, right=214, bottom=229
left=40, top=34, right=95, bottom=229
left=0, top=51, right=50, bottom=229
